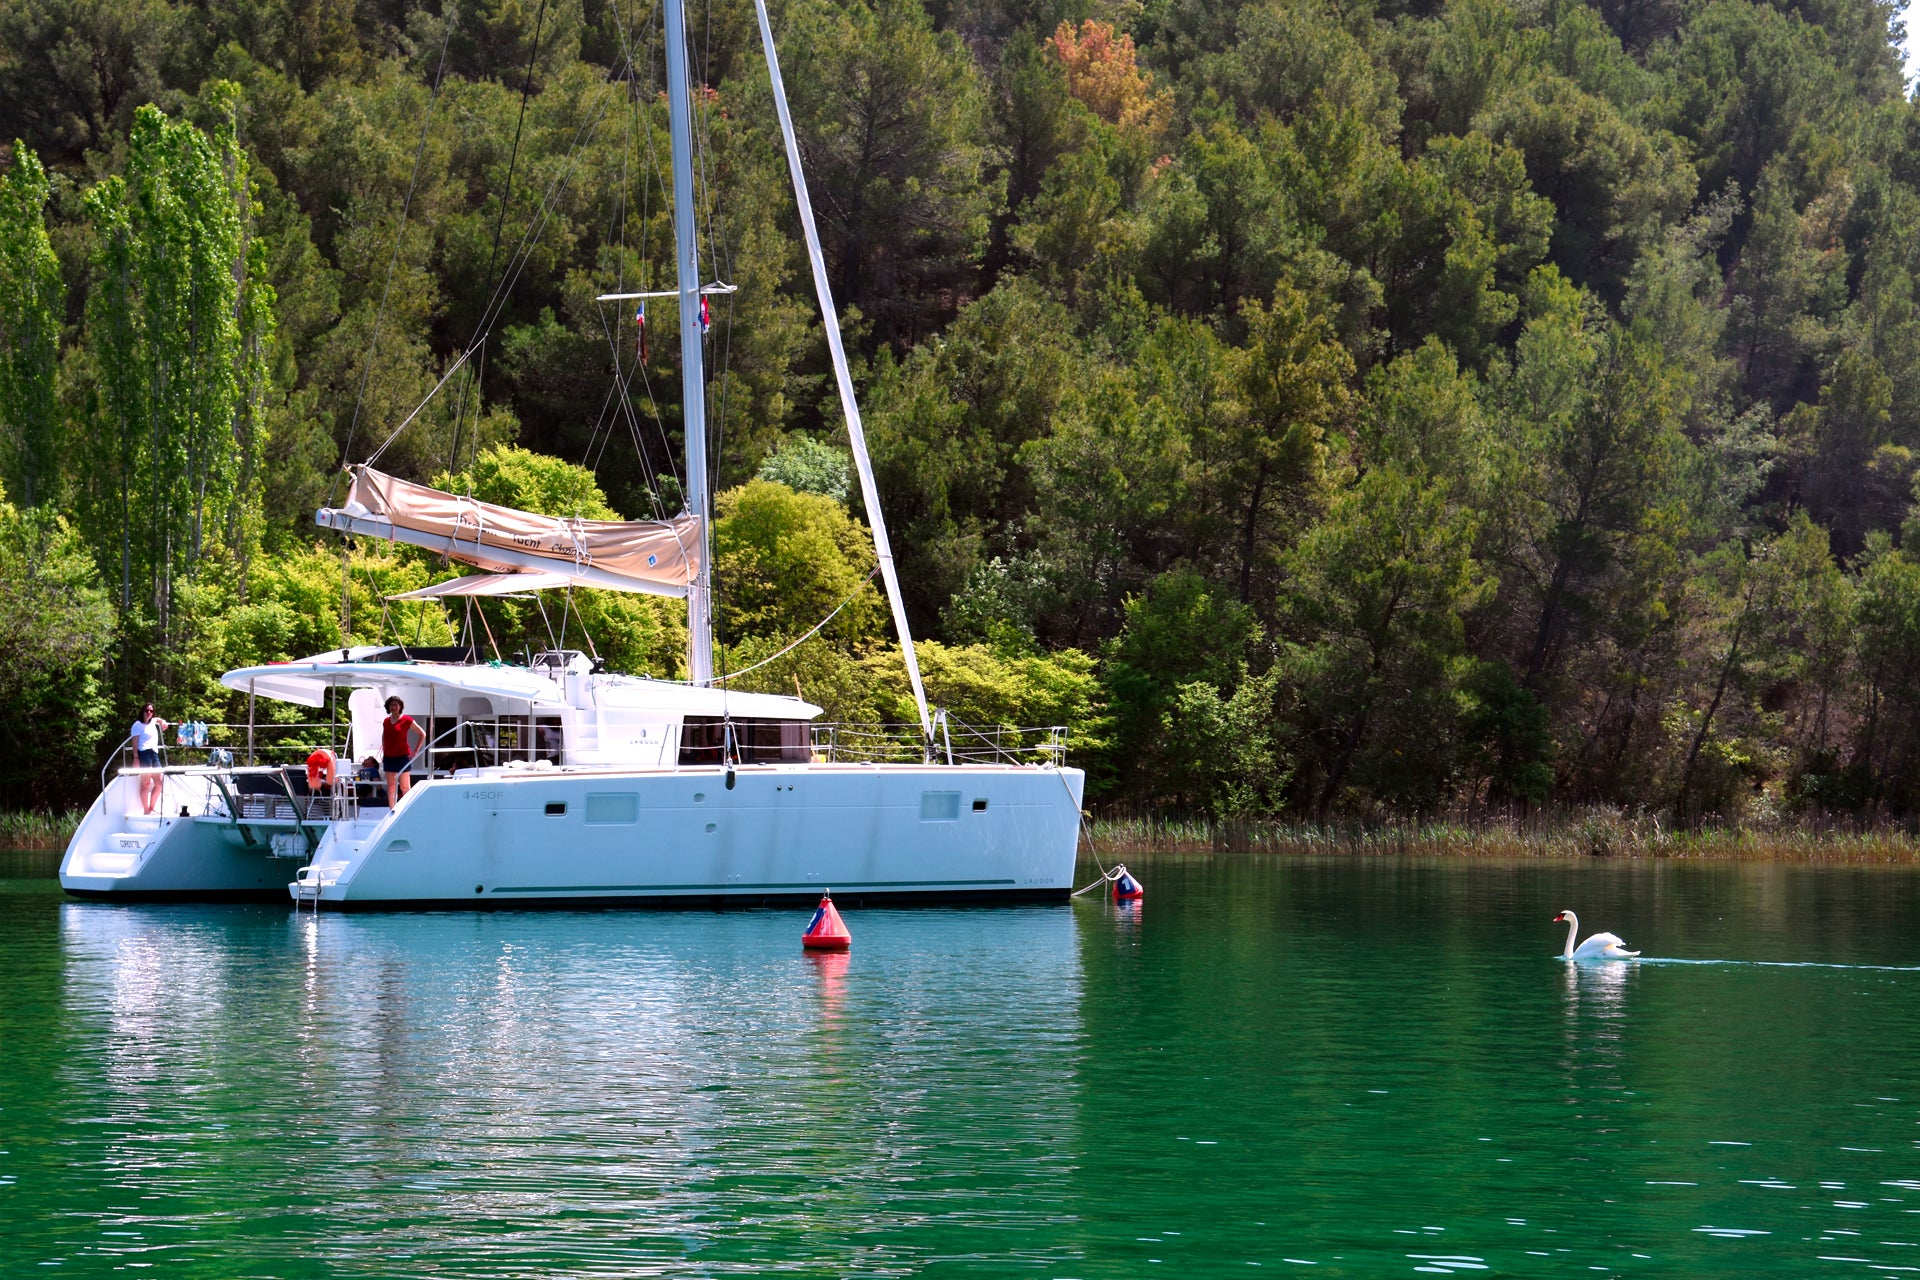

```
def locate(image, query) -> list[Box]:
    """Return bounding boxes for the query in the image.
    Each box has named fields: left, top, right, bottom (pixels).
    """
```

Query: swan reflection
left=1562, top=954, right=1634, bottom=1018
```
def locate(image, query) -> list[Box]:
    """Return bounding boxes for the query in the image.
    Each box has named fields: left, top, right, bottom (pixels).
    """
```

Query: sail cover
left=321, top=466, right=701, bottom=597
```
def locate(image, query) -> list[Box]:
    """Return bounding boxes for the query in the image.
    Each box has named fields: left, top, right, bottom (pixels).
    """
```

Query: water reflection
left=17, top=858, right=1920, bottom=1278
left=1559, top=956, right=1635, bottom=1020
left=49, top=900, right=1085, bottom=1274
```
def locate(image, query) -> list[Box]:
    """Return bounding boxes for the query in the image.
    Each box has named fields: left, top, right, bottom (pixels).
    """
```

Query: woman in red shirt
left=381, top=696, right=426, bottom=808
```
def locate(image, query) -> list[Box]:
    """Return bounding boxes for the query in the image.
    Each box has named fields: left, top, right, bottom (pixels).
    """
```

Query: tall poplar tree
left=0, top=141, right=62, bottom=509
left=79, top=89, right=274, bottom=653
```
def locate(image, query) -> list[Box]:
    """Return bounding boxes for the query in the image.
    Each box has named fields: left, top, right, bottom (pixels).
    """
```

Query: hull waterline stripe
left=487, top=878, right=1020, bottom=893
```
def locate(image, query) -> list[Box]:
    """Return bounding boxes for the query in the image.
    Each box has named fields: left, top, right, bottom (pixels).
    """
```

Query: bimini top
left=221, top=649, right=557, bottom=707
left=219, top=647, right=822, bottom=720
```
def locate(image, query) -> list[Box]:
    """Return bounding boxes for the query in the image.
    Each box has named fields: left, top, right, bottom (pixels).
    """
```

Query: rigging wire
left=580, top=0, right=679, bottom=518
left=370, top=55, right=632, bottom=465
left=620, top=0, right=685, bottom=503
left=336, top=17, right=455, bottom=502
left=450, top=0, right=552, bottom=471
left=709, top=569, right=876, bottom=685
left=581, top=0, right=651, bottom=504
left=364, top=346, right=475, bottom=466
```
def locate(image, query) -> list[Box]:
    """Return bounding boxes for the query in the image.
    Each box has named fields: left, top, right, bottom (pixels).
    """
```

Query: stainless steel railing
left=806, top=721, right=1068, bottom=767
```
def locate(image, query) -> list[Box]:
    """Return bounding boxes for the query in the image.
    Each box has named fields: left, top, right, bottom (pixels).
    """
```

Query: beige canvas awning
left=320, top=466, right=702, bottom=598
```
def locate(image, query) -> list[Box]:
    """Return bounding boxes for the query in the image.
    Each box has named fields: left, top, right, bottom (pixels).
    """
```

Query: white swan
left=1554, top=909, right=1639, bottom=961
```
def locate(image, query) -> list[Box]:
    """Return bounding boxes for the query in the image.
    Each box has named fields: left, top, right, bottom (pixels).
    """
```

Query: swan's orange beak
left=1552, top=911, right=1566, bottom=922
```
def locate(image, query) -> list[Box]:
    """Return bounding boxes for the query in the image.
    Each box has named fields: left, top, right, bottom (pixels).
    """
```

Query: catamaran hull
left=303, top=765, right=1085, bottom=908
left=60, top=772, right=311, bottom=901
left=62, top=765, right=1086, bottom=908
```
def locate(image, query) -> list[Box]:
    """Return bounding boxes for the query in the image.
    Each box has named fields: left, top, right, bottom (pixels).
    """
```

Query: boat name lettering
left=463, top=789, right=504, bottom=800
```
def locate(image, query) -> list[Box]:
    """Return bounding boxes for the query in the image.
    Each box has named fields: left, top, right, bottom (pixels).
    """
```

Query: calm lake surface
left=5, top=854, right=1920, bottom=1277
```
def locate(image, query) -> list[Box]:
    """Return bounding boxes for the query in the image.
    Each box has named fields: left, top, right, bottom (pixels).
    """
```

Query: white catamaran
left=58, top=0, right=1085, bottom=907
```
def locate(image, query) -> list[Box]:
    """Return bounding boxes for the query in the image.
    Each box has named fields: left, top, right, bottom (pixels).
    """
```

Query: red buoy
left=802, top=892, right=851, bottom=950
left=1111, top=865, right=1144, bottom=902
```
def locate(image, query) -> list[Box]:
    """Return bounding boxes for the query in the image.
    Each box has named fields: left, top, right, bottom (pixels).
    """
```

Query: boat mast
left=663, top=0, right=714, bottom=685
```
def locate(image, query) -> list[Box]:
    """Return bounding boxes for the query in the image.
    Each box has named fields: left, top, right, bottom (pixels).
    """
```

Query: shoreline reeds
left=1086, top=808, right=1920, bottom=864
left=8, top=808, right=1916, bottom=867
left=0, top=810, right=81, bottom=852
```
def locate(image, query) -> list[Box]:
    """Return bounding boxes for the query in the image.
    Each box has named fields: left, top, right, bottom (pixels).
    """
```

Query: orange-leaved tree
left=1047, top=20, right=1172, bottom=142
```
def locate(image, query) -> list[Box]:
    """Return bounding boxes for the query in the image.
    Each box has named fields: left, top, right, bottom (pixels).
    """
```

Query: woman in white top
left=131, top=703, right=170, bottom=815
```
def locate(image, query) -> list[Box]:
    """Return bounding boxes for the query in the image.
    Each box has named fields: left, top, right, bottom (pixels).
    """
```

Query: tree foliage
left=0, top=142, right=62, bottom=509
left=9, top=0, right=1920, bottom=823
left=74, top=91, right=274, bottom=664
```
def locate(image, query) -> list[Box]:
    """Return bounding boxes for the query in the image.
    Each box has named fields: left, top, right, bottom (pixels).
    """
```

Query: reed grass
left=1085, top=808, right=1920, bottom=864
left=6, top=805, right=1912, bottom=864
left=0, top=810, right=81, bottom=851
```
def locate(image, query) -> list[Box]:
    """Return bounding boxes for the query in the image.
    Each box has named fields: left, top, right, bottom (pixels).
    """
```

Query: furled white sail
left=316, top=465, right=701, bottom=598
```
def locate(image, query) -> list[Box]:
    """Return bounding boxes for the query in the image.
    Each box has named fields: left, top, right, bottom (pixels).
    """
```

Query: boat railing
left=98, top=722, right=386, bottom=824
left=97, top=735, right=135, bottom=795
left=809, top=721, right=1068, bottom=767
left=102, top=722, right=350, bottom=778
left=213, top=722, right=476, bottom=822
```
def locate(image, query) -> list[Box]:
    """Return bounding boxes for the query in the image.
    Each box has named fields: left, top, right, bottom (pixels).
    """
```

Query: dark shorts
left=382, top=755, right=411, bottom=776
left=136, top=749, right=160, bottom=767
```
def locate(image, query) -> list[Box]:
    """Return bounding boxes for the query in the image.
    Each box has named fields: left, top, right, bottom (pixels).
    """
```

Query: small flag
left=699, top=294, right=711, bottom=335
left=635, top=302, right=647, bottom=361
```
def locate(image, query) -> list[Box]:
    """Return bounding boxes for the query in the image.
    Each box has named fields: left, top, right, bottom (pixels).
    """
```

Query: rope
left=447, top=338, right=487, bottom=478
left=477, top=0, right=551, bottom=339
left=336, top=17, right=455, bottom=502
left=378, top=50, right=631, bottom=469
left=1071, top=864, right=1133, bottom=898
left=710, top=568, right=877, bottom=684
left=1057, top=769, right=1118, bottom=894
left=364, top=347, right=474, bottom=466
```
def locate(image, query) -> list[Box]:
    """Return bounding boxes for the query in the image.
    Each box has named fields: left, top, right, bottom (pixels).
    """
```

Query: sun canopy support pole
left=750, top=0, right=933, bottom=742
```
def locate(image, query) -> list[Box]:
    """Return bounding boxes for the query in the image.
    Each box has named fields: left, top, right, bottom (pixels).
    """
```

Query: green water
left=5, top=854, right=1920, bottom=1277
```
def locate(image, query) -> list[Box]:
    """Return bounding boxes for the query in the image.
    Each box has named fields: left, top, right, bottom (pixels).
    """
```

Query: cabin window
left=544, top=802, right=567, bottom=817
left=920, top=791, right=961, bottom=822
left=679, top=717, right=811, bottom=765
left=972, top=798, right=988, bottom=812
left=464, top=713, right=529, bottom=767
left=584, top=793, right=638, bottom=825
left=535, top=716, right=563, bottom=763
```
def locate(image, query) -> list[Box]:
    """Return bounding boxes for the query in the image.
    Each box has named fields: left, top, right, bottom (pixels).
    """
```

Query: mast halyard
left=662, top=0, right=714, bottom=685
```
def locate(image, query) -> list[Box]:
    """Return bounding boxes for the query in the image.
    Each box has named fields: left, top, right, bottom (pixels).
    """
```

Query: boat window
left=920, top=791, right=961, bottom=822
left=584, top=793, right=638, bottom=824
left=679, top=717, right=811, bottom=765
left=463, top=713, right=542, bottom=767
left=544, top=802, right=567, bottom=816
left=972, top=798, right=988, bottom=812
left=535, top=716, right=563, bottom=763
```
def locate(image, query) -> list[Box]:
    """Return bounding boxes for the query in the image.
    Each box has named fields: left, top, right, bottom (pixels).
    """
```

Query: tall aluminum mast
left=663, top=0, right=713, bottom=685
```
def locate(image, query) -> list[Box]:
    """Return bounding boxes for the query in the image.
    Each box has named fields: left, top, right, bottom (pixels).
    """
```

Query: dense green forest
left=3, top=0, right=1919, bottom=824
